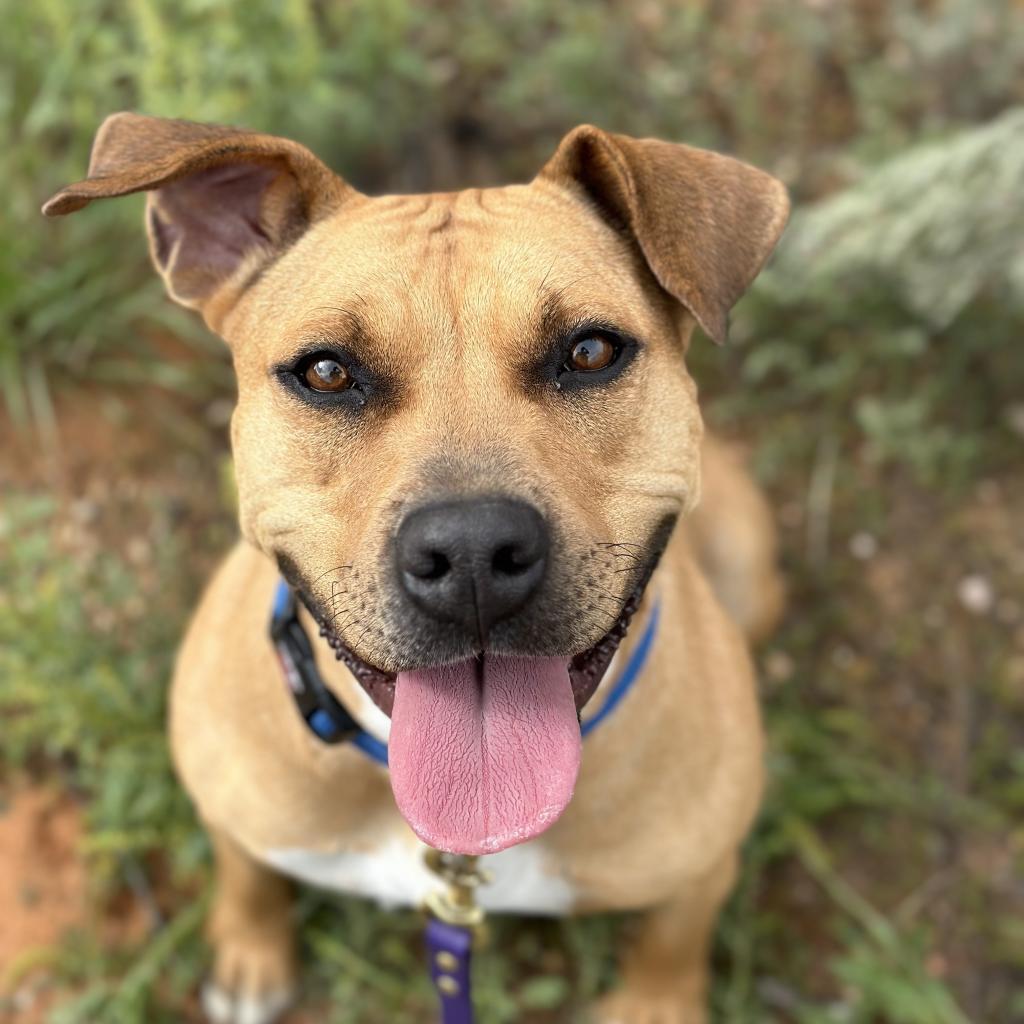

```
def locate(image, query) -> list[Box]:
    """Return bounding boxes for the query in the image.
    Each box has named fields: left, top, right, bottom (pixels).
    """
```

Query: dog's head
left=46, top=114, right=788, bottom=852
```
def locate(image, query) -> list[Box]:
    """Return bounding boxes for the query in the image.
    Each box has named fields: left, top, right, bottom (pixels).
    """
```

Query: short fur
left=45, top=113, right=789, bottom=1023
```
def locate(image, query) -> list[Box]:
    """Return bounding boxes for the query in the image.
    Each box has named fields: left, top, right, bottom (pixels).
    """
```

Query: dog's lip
left=314, top=582, right=649, bottom=719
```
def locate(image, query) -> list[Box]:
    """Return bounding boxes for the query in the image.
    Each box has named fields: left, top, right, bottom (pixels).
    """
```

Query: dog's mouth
left=308, top=584, right=649, bottom=856
left=313, top=582, right=646, bottom=720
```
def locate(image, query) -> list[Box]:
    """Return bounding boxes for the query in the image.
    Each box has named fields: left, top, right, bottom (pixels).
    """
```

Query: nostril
left=410, top=550, right=451, bottom=581
left=492, top=543, right=536, bottom=577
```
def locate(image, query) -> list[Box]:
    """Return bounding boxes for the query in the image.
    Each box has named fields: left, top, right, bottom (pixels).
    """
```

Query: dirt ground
left=0, top=785, right=87, bottom=1022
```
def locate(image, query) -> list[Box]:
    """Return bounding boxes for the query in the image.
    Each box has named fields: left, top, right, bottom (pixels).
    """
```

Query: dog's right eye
left=275, top=346, right=389, bottom=413
left=301, top=355, right=353, bottom=393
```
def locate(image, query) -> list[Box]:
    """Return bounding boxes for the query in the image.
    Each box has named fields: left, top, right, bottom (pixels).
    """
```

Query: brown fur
left=44, top=113, right=789, bottom=1023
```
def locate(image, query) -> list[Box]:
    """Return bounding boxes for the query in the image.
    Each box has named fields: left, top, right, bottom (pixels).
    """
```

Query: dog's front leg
left=201, top=829, right=298, bottom=1024
left=594, top=854, right=738, bottom=1024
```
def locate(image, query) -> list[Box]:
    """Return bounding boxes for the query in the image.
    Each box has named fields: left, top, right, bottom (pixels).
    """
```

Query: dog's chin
left=310, top=582, right=650, bottom=719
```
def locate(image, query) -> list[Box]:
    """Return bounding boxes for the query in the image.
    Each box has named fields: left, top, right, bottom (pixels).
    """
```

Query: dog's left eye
left=566, top=334, right=618, bottom=373
left=541, top=325, right=638, bottom=393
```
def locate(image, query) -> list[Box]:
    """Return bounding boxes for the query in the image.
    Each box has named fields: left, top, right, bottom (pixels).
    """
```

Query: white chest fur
left=262, top=834, right=576, bottom=916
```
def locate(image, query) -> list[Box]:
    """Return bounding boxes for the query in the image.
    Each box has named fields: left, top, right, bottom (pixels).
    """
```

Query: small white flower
left=957, top=574, right=994, bottom=615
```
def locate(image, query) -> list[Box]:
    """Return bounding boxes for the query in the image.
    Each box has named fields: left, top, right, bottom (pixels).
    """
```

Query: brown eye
left=304, top=357, right=352, bottom=392
left=568, top=334, right=617, bottom=372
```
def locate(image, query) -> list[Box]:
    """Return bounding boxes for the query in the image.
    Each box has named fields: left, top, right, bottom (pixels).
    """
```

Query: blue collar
left=270, top=578, right=658, bottom=767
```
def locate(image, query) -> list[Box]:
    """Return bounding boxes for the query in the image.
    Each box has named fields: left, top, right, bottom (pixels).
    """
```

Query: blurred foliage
left=4, top=0, right=1024, bottom=426
left=758, top=108, right=1024, bottom=331
left=0, top=496, right=205, bottom=885
left=718, top=107, right=1024, bottom=489
left=2, top=1, right=1024, bottom=1023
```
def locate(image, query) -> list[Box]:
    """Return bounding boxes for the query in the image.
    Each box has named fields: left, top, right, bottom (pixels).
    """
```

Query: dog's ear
left=537, top=125, right=789, bottom=343
left=42, top=113, right=352, bottom=325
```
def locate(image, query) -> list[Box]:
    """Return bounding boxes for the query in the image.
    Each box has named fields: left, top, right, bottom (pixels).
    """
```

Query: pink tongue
left=389, top=656, right=581, bottom=854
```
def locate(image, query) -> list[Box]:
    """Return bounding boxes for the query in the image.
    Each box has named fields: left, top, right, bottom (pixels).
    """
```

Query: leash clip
left=423, top=849, right=490, bottom=930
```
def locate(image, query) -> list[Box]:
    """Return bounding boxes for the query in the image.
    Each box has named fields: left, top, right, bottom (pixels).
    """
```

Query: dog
left=44, top=113, right=788, bottom=1024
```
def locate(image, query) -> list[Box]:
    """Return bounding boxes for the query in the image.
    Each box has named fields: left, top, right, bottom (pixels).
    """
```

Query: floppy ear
left=537, top=125, right=789, bottom=343
left=43, top=113, right=352, bottom=325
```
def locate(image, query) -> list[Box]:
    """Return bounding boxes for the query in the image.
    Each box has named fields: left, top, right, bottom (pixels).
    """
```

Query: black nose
left=395, top=497, right=549, bottom=640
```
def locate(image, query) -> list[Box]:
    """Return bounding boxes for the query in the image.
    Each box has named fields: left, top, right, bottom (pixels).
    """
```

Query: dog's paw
left=201, top=981, right=294, bottom=1024
left=201, top=933, right=297, bottom=1024
left=592, top=989, right=707, bottom=1024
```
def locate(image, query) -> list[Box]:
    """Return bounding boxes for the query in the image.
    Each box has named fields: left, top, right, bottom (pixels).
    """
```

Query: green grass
left=3, top=2, right=1024, bottom=1022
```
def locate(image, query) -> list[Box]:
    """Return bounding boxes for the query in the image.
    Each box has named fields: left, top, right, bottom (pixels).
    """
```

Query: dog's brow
left=534, top=287, right=629, bottom=346
left=537, top=289, right=579, bottom=342
left=297, top=305, right=375, bottom=352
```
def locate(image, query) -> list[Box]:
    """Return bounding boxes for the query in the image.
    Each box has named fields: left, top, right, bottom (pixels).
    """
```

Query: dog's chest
left=262, top=834, right=576, bottom=916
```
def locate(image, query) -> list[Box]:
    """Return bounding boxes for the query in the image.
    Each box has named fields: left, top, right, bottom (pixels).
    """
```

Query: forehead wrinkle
left=400, top=257, right=462, bottom=374
left=388, top=194, right=433, bottom=219
left=416, top=205, right=477, bottom=353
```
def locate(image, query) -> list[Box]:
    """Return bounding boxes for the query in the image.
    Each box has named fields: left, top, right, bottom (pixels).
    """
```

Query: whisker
left=353, top=623, right=375, bottom=649
left=587, top=583, right=620, bottom=599
left=328, top=607, right=358, bottom=629
left=312, top=564, right=354, bottom=584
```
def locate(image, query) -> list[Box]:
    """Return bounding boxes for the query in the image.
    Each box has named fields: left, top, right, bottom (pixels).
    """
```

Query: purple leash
left=423, top=850, right=490, bottom=1024
left=425, top=917, right=475, bottom=1024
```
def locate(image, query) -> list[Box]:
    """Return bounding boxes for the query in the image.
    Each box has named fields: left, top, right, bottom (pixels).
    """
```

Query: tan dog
left=44, top=114, right=788, bottom=1024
